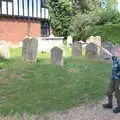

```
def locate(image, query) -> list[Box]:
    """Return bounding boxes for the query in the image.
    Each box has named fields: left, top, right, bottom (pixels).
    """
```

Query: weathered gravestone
left=101, top=42, right=114, bottom=60
left=51, top=47, right=63, bottom=66
left=86, top=43, right=98, bottom=57
left=86, top=36, right=101, bottom=55
left=0, top=41, right=10, bottom=59
left=22, top=37, right=38, bottom=61
left=72, top=41, right=82, bottom=57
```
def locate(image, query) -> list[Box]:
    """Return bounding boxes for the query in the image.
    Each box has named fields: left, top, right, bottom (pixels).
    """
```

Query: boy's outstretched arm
left=102, top=47, right=113, bottom=57
left=94, top=44, right=113, bottom=57
left=86, top=43, right=113, bottom=57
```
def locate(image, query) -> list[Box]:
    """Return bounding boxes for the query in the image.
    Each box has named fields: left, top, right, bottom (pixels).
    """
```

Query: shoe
left=113, top=107, right=120, bottom=113
left=103, top=103, right=112, bottom=109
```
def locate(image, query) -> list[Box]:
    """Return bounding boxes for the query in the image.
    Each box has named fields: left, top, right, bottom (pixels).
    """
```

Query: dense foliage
left=47, top=0, right=120, bottom=43
left=70, top=0, right=120, bottom=42
left=83, top=23, right=120, bottom=44
left=70, top=8, right=120, bottom=40
left=73, top=0, right=100, bottom=12
left=47, top=0, right=73, bottom=38
left=47, top=0, right=100, bottom=38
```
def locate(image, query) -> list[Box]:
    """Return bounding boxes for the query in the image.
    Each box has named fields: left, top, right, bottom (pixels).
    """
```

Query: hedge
left=83, top=23, right=120, bottom=44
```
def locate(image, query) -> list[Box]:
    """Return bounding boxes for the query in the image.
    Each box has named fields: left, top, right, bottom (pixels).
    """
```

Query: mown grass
left=0, top=51, right=112, bottom=115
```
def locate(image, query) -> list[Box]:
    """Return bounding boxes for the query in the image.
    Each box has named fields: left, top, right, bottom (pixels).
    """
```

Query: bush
left=70, top=11, right=98, bottom=40
left=70, top=8, right=120, bottom=41
left=84, top=23, right=120, bottom=44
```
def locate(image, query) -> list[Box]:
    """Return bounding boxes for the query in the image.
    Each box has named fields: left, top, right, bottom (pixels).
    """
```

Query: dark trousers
left=107, top=79, right=120, bottom=107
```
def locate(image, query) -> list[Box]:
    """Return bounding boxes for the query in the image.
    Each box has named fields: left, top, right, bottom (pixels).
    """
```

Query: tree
left=73, top=0, right=100, bottom=13
left=47, top=0, right=73, bottom=38
left=100, top=0, right=118, bottom=10
left=70, top=0, right=120, bottom=40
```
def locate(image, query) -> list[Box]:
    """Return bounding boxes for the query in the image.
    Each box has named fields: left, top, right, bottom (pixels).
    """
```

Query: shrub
left=84, top=23, right=120, bottom=44
left=70, top=8, right=120, bottom=41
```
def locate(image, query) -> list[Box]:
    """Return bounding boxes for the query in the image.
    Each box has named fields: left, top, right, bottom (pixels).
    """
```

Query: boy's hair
left=112, top=45, right=120, bottom=55
left=115, top=46, right=120, bottom=51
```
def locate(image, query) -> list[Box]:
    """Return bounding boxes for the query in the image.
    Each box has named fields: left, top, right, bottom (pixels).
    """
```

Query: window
left=41, top=21, right=50, bottom=37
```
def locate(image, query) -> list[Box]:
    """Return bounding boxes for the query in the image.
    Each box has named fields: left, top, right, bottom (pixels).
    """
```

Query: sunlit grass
left=0, top=55, right=111, bottom=115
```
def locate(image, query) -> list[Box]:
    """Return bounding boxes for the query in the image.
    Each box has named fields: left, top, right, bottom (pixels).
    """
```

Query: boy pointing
left=103, top=47, right=120, bottom=113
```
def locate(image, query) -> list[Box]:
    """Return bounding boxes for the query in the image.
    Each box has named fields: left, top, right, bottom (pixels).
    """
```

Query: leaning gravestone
left=101, top=42, right=114, bottom=60
left=0, top=41, right=10, bottom=59
left=22, top=37, right=38, bottom=61
left=51, top=47, right=63, bottom=66
left=72, top=41, right=82, bottom=57
left=86, top=43, right=98, bottom=57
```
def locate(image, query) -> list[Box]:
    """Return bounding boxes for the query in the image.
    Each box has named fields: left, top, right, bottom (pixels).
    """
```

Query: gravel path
left=1, top=101, right=120, bottom=120
left=42, top=103, right=120, bottom=120
left=39, top=99, right=120, bottom=120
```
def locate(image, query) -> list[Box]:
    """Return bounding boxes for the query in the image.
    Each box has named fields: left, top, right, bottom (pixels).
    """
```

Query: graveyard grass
left=0, top=48, right=111, bottom=115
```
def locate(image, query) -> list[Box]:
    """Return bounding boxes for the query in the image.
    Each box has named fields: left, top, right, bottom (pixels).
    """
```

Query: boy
left=102, top=47, right=120, bottom=113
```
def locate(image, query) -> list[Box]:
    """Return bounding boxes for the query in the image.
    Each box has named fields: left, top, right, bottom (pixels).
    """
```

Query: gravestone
left=86, top=43, right=98, bottom=57
left=72, top=41, right=82, bottom=57
left=22, top=37, right=38, bottom=61
left=86, top=36, right=101, bottom=55
left=0, top=41, right=10, bottom=59
left=67, top=36, right=73, bottom=47
left=51, top=47, right=63, bottom=66
left=101, top=42, right=114, bottom=60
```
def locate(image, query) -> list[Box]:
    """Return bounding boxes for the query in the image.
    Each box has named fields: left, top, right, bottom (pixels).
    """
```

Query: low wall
left=37, top=37, right=64, bottom=52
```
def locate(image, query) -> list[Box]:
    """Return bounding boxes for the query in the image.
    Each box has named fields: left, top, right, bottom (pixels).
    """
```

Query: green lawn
left=0, top=51, right=112, bottom=115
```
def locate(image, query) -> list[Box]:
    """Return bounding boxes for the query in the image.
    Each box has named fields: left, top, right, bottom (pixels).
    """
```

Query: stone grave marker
left=22, top=37, right=38, bottom=61
left=101, top=42, right=114, bottom=60
left=86, top=36, right=101, bottom=55
left=67, top=36, right=73, bottom=47
left=0, top=40, right=10, bottom=59
left=86, top=43, right=98, bottom=57
left=72, top=41, right=82, bottom=57
left=51, top=47, right=63, bottom=66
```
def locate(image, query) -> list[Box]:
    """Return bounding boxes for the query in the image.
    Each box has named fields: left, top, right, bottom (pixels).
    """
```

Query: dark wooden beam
left=44, top=8, right=46, bottom=18
left=27, top=0, right=29, bottom=17
left=40, top=0, right=42, bottom=18
left=41, top=0, right=44, bottom=7
left=17, top=0, right=19, bottom=16
left=0, top=1, right=2, bottom=14
left=6, top=0, right=8, bottom=15
left=2, top=0, right=13, bottom=2
left=0, top=14, right=49, bottom=21
left=32, top=0, right=34, bottom=17
left=12, top=0, right=14, bottom=15
left=22, top=0, right=24, bottom=16
left=36, top=0, right=38, bottom=17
